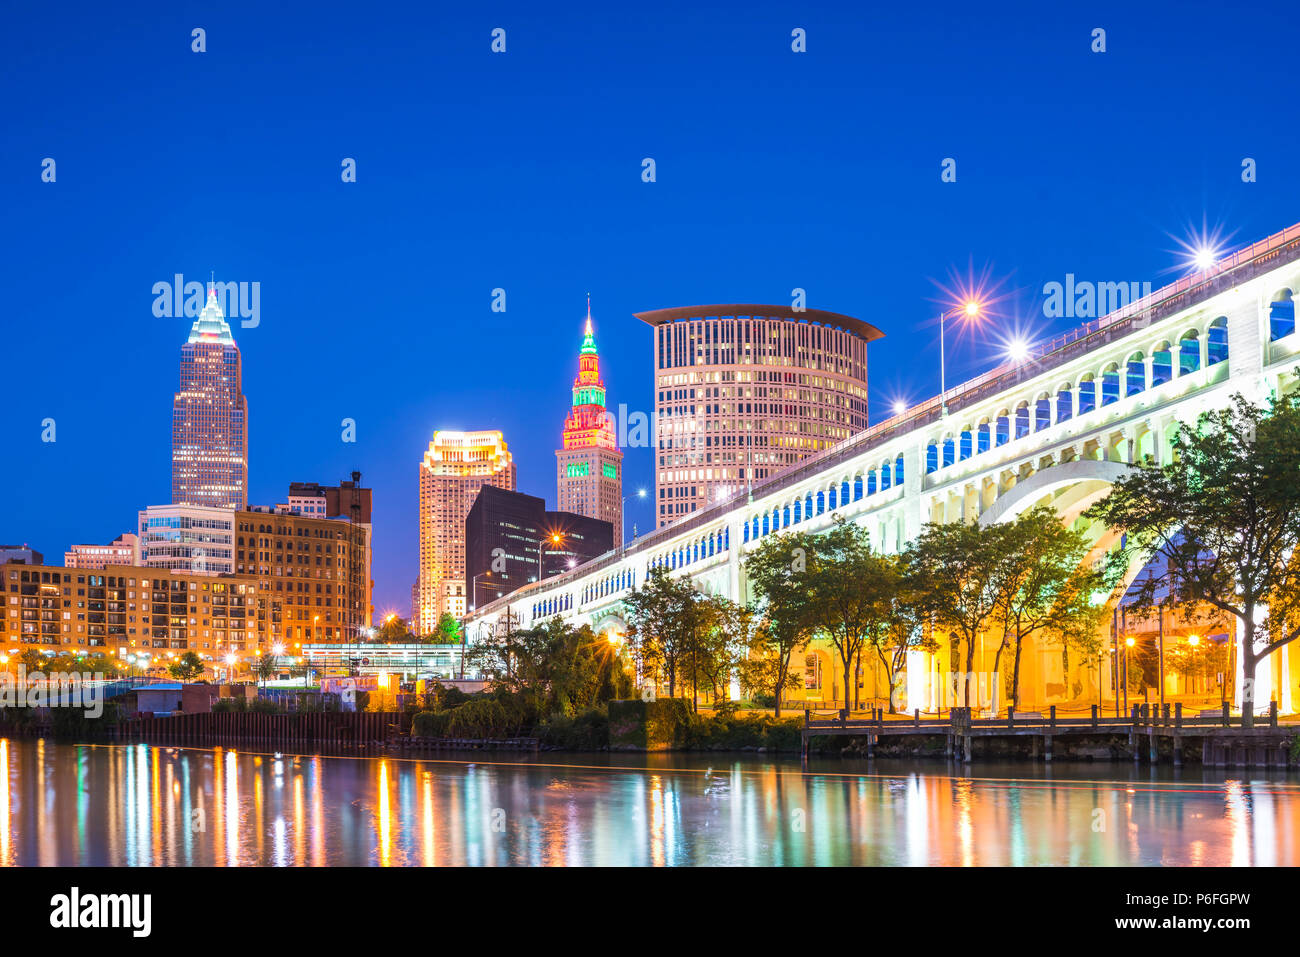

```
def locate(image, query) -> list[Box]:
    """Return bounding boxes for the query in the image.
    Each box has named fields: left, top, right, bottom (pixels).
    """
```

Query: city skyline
left=3, top=1, right=1297, bottom=619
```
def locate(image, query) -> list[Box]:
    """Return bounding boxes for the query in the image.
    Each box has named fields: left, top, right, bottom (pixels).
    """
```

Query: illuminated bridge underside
left=467, top=224, right=1300, bottom=707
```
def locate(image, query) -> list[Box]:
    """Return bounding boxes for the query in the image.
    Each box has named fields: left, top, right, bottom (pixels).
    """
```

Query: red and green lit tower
left=556, top=299, right=624, bottom=541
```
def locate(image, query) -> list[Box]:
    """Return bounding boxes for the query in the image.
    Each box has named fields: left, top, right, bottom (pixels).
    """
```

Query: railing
left=803, top=701, right=1283, bottom=732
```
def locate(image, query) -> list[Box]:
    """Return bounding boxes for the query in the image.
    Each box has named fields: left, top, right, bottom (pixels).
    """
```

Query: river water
left=1, top=738, right=1295, bottom=866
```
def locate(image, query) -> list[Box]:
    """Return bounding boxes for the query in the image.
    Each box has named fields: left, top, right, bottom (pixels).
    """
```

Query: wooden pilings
left=123, top=710, right=395, bottom=750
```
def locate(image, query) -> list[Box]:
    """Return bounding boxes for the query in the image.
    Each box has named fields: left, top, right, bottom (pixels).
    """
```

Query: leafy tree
left=906, top=519, right=1006, bottom=711
left=435, top=613, right=463, bottom=645
left=378, top=615, right=412, bottom=643
left=624, top=566, right=698, bottom=700
left=254, top=652, right=278, bottom=687
left=805, top=518, right=898, bottom=712
left=988, top=506, right=1110, bottom=711
left=1165, top=636, right=1229, bottom=698
left=1087, top=389, right=1300, bottom=726
left=694, top=595, right=752, bottom=706
left=467, top=618, right=631, bottom=718
left=169, top=651, right=206, bottom=681
left=744, top=532, right=819, bottom=716
left=868, top=557, right=933, bottom=712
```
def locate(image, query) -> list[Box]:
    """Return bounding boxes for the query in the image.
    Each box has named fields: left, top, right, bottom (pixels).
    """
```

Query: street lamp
left=537, top=532, right=565, bottom=582
left=938, top=299, right=983, bottom=414
left=621, top=488, right=647, bottom=546
left=472, top=571, right=504, bottom=609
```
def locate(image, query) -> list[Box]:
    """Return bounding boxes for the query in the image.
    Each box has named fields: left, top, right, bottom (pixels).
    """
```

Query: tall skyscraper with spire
left=556, top=300, right=624, bottom=542
left=171, top=281, right=249, bottom=510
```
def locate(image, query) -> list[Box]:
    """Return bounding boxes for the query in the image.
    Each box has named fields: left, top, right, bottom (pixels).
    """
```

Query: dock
left=801, top=702, right=1296, bottom=768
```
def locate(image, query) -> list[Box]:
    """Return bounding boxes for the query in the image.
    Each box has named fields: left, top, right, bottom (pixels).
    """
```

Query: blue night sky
left=2, top=0, right=1296, bottom=618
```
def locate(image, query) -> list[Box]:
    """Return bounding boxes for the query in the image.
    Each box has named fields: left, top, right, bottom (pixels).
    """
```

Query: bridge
left=465, top=221, right=1300, bottom=715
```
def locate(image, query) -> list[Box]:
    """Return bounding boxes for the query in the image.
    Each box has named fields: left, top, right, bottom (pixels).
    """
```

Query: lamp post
left=621, top=488, right=647, bottom=546
left=938, top=299, right=983, bottom=415
left=471, top=571, right=503, bottom=610
left=537, top=532, right=564, bottom=582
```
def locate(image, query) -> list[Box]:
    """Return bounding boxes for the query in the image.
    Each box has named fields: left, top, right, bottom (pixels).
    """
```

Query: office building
left=465, top=486, right=613, bottom=609
left=415, top=430, right=516, bottom=631
left=636, top=304, right=882, bottom=527
left=172, top=282, right=249, bottom=509
left=556, top=305, right=625, bottom=541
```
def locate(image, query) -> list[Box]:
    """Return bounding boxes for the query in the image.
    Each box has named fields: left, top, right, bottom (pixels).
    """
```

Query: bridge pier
left=1044, top=734, right=1052, bottom=763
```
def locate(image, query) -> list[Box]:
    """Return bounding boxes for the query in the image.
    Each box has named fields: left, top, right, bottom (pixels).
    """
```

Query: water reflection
left=0, top=738, right=1296, bottom=866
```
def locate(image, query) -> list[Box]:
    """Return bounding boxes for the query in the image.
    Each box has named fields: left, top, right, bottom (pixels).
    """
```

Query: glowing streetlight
left=939, top=299, right=984, bottom=413
left=1187, top=634, right=1201, bottom=647
left=1192, top=246, right=1217, bottom=271
left=621, top=489, right=648, bottom=546
left=271, top=643, right=285, bottom=656
left=1125, top=636, right=1136, bottom=648
left=891, top=399, right=907, bottom=416
left=1007, top=338, right=1031, bottom=363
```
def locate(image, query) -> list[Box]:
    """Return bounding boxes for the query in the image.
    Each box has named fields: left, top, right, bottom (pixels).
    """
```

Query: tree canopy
left=1087, top=388, right=1300, bottom=725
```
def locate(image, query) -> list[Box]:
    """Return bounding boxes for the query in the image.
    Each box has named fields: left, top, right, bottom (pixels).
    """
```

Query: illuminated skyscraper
left=637, top=304, right=882, bottom=527
left=415, top=430, right=515, bottom=633
left=556, top=303, right=624, bottom=539
left=171, top=283, right=248, bottom=510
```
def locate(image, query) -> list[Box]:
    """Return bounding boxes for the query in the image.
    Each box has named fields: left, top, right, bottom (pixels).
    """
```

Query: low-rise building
left=0, top=562, right=264, bottom=654
left=64, top=533, right=139, bottom=569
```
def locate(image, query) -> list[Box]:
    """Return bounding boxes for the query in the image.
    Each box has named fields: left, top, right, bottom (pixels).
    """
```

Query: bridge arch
left=977, top=458, right=1134, bottom=528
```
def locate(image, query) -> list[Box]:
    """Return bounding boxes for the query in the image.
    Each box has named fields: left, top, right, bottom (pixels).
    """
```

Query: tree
left=1087, top=389, right=1300, bottom=726
left=988, top=506, right=1110, bottom=711
left=466, top=617, right=632, bottom=717
left=744, top=532, right=818, bottom=717
left=378, top=614, right=412, bottom=643
left=868, top=557, right=933, bottom=712
left=805, top=518, right=898, bottom=712
left=169, top=651, right=206, bottom=681
left=624, top=566, right=698, bottom=700
left=906, top=518, right=1007, bottom=712
left=254, top=652, right=278, bottom=687
left=435, top=613, right=463, bottom=645
left=1165, top=636, right=1229, bottom=698
left=694, top=595, right=753, bottom=705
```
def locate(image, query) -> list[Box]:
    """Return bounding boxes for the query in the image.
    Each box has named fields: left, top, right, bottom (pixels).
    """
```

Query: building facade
left=556, top=308, right=625, bottom=540
left=415, top=430, right=516, bottom=632
left=172, top=283, right=249, bottom=510
left=465, top=485, right=613, bottom=609
left=64, top=533, right=139, bottom=569
left=137, top=504, right=237, bottom=575
left=234, top=506, right=372, bottom=644
left=1, top=562, right=263, bottom=654
left=286, top=472, right=372, bottom=523
left=636, top=304, right=882, bottom=527
left=0, top=545, right=43, bottom=565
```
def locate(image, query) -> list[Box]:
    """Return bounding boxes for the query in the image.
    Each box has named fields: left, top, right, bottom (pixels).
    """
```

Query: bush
left=751, top=693, right=776, bottom=709
left=433, top=683, right=471, bottom=710
left=412, top=710, right=452, bottom=738
left=539, top=707, right=609, bottom=749
left=447, top=699, right=508, bottom=738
